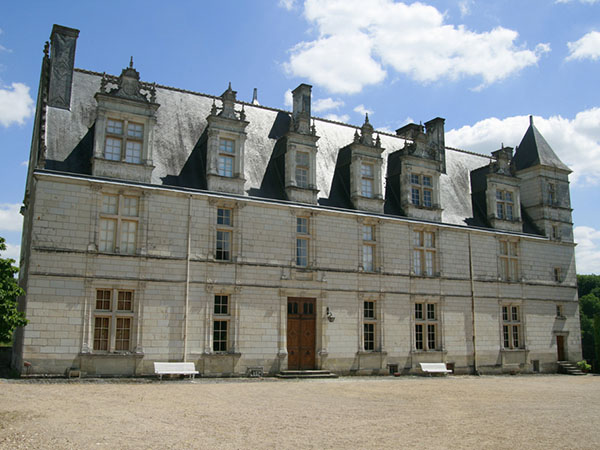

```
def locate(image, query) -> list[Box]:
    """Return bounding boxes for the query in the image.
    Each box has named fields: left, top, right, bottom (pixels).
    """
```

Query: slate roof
left=44, top=68, right=499, bottom=228
left=513, top=117, right=571, bottom=172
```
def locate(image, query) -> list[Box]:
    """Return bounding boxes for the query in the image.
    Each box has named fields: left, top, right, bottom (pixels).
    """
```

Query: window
left=296, top=217, right=309, bottom=267
left=213, top=295, right=230, bottom=352
left=499, top=239, right=519, bottom=281
left=413, top=230, right=436, bottom=276
left=363, top=301, right=376, bottom=351
left=93, top=289, right=134, bottom=352
left=554, top=267, right=562, bottom=283
left=411, top=174, right=433, bottom=207
left=556, top=304, right=564, bottom=318
left=552, top=224, right=560, bottom=240
left=502, top=304, right=522, bottom=349
left=218, top=138, right=235, bottom=177
left=104, top=119, right=144, bottom=164
left=547, top=183, right=556, bottom=205
left=296, top=151, right=310, bottom=188
left=99, top=194, right=139, bottom=254
left=415, top=302, right=438, bottom=351
left=362, top=225, right=376, bottom=272
left=361, top=163, right=374, bottom=198
left=496, top=190, right=514, bottom=220
left=216, top=207, right=233, bottom=261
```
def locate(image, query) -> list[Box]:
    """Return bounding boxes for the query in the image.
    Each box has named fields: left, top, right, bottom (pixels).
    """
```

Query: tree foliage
left=0, top=237, right=27, bottom=343
left=577, top=274, right=600, bottom=372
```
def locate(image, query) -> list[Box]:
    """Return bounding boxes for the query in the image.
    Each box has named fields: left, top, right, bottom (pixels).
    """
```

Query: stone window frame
left=363, top=300, right=377, bottom=351
left=295, top=216, right=310, bottom=267
left=547, top=182, right=557, bottom=206
left=413, top=300, right=439, bottom=351
left=212, top=294, right=231, bottom=352
left=498, top=238, right=519, bottom=282
left=206, top=287, right=239, bottom=354
left=358, top=219, right=380, bottom=273
left=556, top=304, right=565, bottom=319
left=92, top=288, right=136, bottom=353
left=360, top=162, right=375, bottom=198
left=103, top=117, right=145, bottom=164
left=553, top=267, right=562, bottom=283
left=501, top=303, right=523, bottom=350
left=411, top=227, right=438, bottom=277
left=217, top=137, right=236, bottom=178
left=495, top=189, right=515, bottom=221
left=215, top=206, right=234, bottom=262
left=410, top=173, right=433, bottom=208
left=98, top=191, right=140, bottom=255
left=295, top=150, right=310, bottom=189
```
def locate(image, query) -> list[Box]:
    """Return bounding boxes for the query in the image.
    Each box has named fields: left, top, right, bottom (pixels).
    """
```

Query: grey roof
left=44, top=69, right=494, bottom=227
left=513, top=118, right=571, bottom=172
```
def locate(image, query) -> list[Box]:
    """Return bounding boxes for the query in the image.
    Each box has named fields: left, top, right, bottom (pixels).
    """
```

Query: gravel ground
left=1, top=374, right=599, bottom=449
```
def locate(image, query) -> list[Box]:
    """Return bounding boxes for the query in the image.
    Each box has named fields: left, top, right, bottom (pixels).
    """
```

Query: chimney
left=48, top=24, right=80, bottom=110
left=291, top=83, right=312, bottom=134
left=252, top=88, right=259, bottom=105
left=425, top=117, right=446, bottom=173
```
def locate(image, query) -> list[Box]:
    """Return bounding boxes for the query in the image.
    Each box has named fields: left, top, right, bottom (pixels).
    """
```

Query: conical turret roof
left=513, top=116, right=570, bottom=172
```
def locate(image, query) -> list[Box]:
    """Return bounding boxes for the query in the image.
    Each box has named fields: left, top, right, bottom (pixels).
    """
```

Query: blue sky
left=0, top=0, right=599, bottom=273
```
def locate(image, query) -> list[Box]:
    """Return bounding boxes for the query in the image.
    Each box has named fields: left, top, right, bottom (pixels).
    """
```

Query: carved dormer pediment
left=490, top=146, right=514, bottom=176
left=98, top=58, right=157, bottom=105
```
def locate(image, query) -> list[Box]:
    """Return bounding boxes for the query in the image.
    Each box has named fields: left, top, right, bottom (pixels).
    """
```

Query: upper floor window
left=502, top=304, right=522, bottom=349
left=361, top=163, right=375, bottom=198
left=296, top=151, right=310, bottom=188
left=218, top=138, right=235, bottom=177
left=547, top=183, right=556, bottom=205
left=216, top=207, right=233, bottom=261
left=296, top=217, right=310, bottom=267
left=413, top=230, right=436, bottom=276
left=496, top=190, right=514, bottom=220
left=99, top=193, right=139, bottom=254
left=104, top=119, right=144, bottom=164
left=362, top=225, right=376, bottom=272
left=411, top=174, right=432, bottom=207
left=499, top=239, right=519, bottom=281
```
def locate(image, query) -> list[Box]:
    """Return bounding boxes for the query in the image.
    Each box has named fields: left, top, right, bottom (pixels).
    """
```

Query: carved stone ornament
left=491, top=146, right=514, bottom=176
left=101, top=57, right=157, bottom=104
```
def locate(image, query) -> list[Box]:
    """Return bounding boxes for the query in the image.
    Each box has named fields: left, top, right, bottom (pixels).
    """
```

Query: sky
left=0, top=0, right=599, bottom=273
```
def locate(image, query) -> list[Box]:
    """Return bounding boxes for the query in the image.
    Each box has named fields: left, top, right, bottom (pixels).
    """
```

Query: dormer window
left=361, top=163, right=375, bottom=198
left=496, top=190, right=514, bottom=220
left=295, top=151, right=310, bottom=188
left=411, top=174, right=433, bottom=207
left=104, top=119, right=144, bottom=164
left=218, top=138, right=235, bottom=177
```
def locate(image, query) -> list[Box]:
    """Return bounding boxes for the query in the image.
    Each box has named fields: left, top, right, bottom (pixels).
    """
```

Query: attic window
left=496, top=190, right=514, bottom=220
left=218, top=138, right=235, bottom=177
left=361, top=163, right=375, bottom=198
left=411, top=174, right=432, bottom=207
left=104, top=119, right=144, bottom=164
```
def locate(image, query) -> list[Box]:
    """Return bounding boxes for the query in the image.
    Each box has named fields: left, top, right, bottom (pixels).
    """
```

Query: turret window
left=296, top=151, right=310, bottom=188
left=361, top=163, right=375, bottom=198
left=218, top=138, right=235, bottom=177
left=104, top=119, right=144, bottom=164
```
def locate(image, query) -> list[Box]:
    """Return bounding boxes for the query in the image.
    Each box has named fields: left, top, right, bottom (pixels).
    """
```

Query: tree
left=578, top=274, right=600, bottom=372
left=0, top=237, right=27, bottom=343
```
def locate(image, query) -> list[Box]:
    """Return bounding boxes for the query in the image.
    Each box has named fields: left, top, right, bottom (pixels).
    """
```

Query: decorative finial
left=375, top=134, right=381, bottom=148
left=100, top=72, right=108, bottom=93
left=43, top=41, right=50, bottom=58
left=354, top=129, right=360, bottom=143
left=252, top=88, right=258, bottom=104
left=129, top=56, right=134, bottom=68
left=365, top=113, right=370, bottom=124
left=211, top=99, right=218, bottom=115
left=240, top=104, right=246, bottom=121
left=228, top=81, right=232, bottom=91
left=150, top=83, right=157, bottom=103
left=529, top=115, right=533, bottom=126
left=501, top=142, right=504, bottom=149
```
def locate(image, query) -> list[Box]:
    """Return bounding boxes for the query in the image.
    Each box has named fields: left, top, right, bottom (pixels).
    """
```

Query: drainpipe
left=183, top=195, right=192, bottom=362
left=468, top=234, right=478, bottom=374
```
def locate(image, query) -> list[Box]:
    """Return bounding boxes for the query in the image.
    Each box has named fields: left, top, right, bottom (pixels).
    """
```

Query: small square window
left=297, top=217, right=309, bottom=234
left=127, top=122, right=143, bottom=139
left=217, top=208, right=232, bottom=226
left=107, top=119, right=123, bottom=135
left=364, top=301, right=375, bottom=319
left=214, top=295, right=229, bottom=315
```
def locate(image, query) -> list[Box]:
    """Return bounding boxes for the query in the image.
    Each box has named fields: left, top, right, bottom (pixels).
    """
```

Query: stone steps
left=557, top=361, right=587, bottom=376
left=276, top=370, right=338, bottom=379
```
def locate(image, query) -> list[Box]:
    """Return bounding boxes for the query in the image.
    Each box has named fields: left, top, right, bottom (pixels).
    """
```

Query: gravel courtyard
left=1, top=374, right=599, bottom=449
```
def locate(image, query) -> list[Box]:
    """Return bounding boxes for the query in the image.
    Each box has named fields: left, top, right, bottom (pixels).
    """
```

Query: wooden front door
left=557, top=335, right=565, bottom=361
left=287, top=298, right=316, bottom=370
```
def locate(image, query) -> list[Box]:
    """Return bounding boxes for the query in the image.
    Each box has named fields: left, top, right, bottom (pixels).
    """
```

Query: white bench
left=419, top=363, right=452, bottom=375
left=154, top=362, right=199, bottom=380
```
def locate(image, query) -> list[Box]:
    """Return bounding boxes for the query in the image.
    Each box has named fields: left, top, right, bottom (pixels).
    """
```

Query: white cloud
left=279, top=0, right=297, bottom=10
left=324, top=113, right=350, bottom=122
left=566, top=31, right=600, bottom=61
left=0, top=242, right=20, bottom=263
left=574, top=226, right=600, bottom=274
left=445, top=108, right=600, bottom=185
left=313, top=97, right=344, bottom=113
left=0, top=82, right=34, bottom=127
left=458, top=0, right=473, bottom=17
left=0, top=203, right=23, bottom=232
left=284, top=89, right=293, bottom=108
left=21, top=160, right=28, bottom=167
left=354, top=104, right=373, bottom=116
left=284, top=0, right=548, bottom=94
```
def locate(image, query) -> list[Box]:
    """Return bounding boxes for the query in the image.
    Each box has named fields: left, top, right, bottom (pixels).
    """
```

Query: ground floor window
left=502, top=304, right=522, bottom=349
left=415, top=302, right=438, bottom=350
left=213, top=294, right=231, bottom=352
left=93, top=289, right=134, bottom=352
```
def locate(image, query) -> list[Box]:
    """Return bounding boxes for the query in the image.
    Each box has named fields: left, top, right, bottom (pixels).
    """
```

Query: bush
left=577, top=360, right=591, bottom=372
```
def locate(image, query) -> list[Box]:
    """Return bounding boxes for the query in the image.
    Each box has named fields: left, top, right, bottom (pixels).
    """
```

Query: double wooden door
left=287, top=298, right=316, bottom=370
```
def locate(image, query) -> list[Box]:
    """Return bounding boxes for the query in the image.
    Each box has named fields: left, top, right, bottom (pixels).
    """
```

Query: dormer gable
left=92, top=59, right=160, bottom=183
left=470, top=146, right=523, bottom=232
left=205, top=83, right=249, bottom=195
left=282, top=84, right=320, bottom=204
left=386, top=118, right=446, bottom=221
